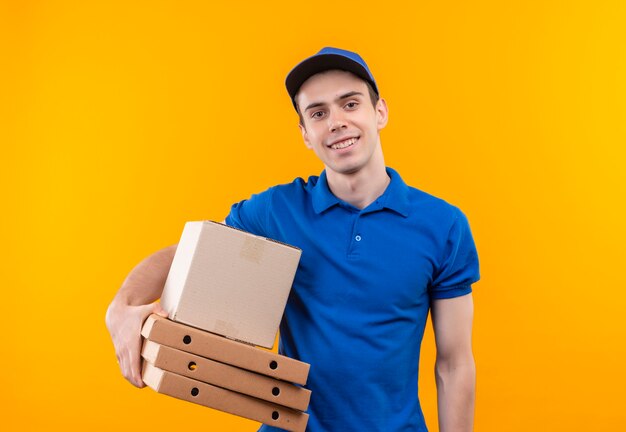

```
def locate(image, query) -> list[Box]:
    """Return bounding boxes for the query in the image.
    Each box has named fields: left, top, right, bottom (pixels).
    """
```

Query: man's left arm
left=431, top=292, right=476, bottom=432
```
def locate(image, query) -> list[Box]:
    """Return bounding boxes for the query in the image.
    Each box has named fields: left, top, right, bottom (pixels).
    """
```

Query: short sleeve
left=429, top=208, right=480, bottom=300
left=224, top=187, right=275, bottom=237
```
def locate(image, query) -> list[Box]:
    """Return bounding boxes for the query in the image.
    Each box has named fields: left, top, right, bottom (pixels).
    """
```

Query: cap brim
left=285, top=54, right=378, bottom=104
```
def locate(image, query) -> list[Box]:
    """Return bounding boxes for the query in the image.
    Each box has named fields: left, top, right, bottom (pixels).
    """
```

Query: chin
left=327, top=163, right=364, bottom=176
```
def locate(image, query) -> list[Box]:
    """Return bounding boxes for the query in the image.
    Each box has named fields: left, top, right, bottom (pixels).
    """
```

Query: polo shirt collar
left=312, top=167, right=410, bottom=217
left=312, top=170, right=342, bottom=214
left=379, top=167, right=410, bottom=217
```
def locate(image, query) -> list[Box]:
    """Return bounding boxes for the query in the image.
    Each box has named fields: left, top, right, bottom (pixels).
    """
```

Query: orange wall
left=2, top=1, right=625, bottom=430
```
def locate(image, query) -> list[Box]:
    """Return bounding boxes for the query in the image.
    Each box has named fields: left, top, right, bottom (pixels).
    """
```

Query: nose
left=327, top=108, right=347, bottom=133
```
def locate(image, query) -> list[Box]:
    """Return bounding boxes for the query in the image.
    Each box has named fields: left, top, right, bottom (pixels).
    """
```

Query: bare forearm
left=435, top=358, right=476, bottom=432
left=108, top=244, right=177, bottom=308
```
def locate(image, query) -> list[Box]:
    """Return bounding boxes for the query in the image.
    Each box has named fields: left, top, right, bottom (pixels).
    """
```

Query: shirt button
left=355, top=235, right=362, bottom=242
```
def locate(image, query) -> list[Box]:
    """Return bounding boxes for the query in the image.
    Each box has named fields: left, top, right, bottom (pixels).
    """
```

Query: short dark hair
left=295, top=77, right=380, bottom=126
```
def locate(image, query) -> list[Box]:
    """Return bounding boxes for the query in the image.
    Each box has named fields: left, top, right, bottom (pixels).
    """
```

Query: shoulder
left=405, top=184, right=466, bottom=227
left=270, top=175, right=320, bottom=193
left=265, top=175, right=320, bottom=202
left=226, top=176, right=318, bottom=236
left=237, top=176, right=317, bottom=202
left=386, top=167, right=465, bottom=225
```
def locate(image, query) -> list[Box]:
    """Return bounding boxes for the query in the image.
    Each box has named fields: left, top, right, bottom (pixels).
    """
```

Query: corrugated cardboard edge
left=161, top=221, right=204, bottom=321
left=207, top=220, right=302, bottom=253
left=140, top=315, right=158, bottom=339
left=141, top=359, right=164, bottom=391
left=141, top=338, right=160, bottom=363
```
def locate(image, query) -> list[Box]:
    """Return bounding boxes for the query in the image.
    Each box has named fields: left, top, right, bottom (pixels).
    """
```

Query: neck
left=325, top=146, right=390, bottom=210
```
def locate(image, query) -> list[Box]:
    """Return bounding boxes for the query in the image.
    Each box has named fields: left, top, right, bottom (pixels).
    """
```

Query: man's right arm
left=105, top=243, right=177, bottom=388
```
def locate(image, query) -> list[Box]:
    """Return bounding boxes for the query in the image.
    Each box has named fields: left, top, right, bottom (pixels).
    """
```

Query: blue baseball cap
left=285, top=47, right=379, bottom=111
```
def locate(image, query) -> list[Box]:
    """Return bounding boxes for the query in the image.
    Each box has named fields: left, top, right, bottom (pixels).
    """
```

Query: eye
left=345, top=101, right=359, bottom=109
left=311, top=111, right=325, bottom=119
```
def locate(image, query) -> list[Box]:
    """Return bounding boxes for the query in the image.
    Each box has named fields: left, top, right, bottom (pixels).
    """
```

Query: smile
left=329, top=137, right=358, bottom=150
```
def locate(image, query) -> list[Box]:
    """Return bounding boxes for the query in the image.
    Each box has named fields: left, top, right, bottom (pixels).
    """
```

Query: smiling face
left=296, top=70, right=388, bottom=176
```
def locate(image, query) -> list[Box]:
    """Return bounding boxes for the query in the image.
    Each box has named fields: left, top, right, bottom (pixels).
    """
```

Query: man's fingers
left=108, top=303, right=164, bottom=388
left=152, top=302, right=168, bottom=318
left=119, top=344, right=144, bottom=388
left=119, top=350, right=131, bottom=384
left=129, top=332, right=146, bottom=388
left=130, top=362, right=145, bottom=388
left=126, top=303, right=164, bottom=387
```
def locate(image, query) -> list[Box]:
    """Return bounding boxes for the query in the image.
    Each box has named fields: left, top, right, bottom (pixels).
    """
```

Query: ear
left=299, top=123, right=313, bottom=150
left=375, top=98, right=389, bottom=131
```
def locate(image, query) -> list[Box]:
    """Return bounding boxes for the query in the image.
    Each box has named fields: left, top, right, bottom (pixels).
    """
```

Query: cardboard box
left=142, top=340, right=311, bottom=411
left=142, top=314, right=310, bottom=385
left=161, top=220, right=301, bottom=349
left=142, top=362, right=309, bottom=432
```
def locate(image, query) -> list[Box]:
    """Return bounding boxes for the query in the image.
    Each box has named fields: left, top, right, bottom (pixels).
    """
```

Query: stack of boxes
left=140, top=221, right=310, bottom=432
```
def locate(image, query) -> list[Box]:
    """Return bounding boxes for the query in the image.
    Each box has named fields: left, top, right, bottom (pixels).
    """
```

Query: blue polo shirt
left=225, top=167, right=480, bottom=432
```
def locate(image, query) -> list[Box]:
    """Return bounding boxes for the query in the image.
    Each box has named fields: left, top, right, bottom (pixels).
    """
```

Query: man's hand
left=104, top=244, right=177, bottom=387
left=105, top=301, right=168, bottom=387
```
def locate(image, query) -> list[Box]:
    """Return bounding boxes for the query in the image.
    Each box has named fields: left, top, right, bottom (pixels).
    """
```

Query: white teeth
left=330, top=137, right=357, bottom=150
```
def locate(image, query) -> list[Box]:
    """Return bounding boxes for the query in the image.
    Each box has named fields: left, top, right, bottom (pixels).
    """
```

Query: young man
left=106, top=47, right=480, bottom=432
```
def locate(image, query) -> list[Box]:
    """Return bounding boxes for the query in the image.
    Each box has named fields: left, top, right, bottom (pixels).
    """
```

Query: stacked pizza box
left=141, top=221, right=310, bottom=432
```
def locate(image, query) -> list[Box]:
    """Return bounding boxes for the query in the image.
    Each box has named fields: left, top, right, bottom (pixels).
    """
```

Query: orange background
left=2, top=1, right=625, bottom=430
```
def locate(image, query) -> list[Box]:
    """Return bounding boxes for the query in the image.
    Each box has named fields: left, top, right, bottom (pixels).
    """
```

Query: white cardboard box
left=161, top=221, right=301, bottom=348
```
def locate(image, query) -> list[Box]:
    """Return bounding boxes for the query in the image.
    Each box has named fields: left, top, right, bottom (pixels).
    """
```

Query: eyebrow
left=303, top=91, right=365, bottom=112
